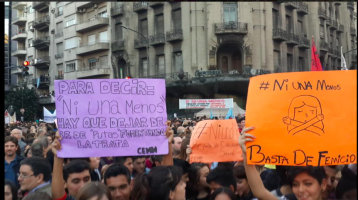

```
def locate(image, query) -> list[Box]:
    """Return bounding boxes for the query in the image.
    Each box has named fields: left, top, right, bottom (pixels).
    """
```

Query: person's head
left=238, top=117, right=245, bottom=129
left=173, top=136, right=183, bottom=155
left=5, top=180, right=17, bottom=200
left=131, top=166, right=185, bottom=200
left=23, top=192, right=51, bottom=200
left=132, top=156, right=146, bottom=175
left=114, top=156, right=133, bottom=174
left=76, top=182, right=112, bottom=200
left=63, top=160, right=92, bottom=197
left=207, top=167, right=237, bottom=193
left=30, top=142, right=44, bottom=158
left=32, top=136, right=50, bottom=155
left=24, top=148, right=32, bottom=158
left=288, top=166, right=327, bottom=200
left=26, top=137, right=35, bottom=145
left=187, top=163, right=210, bottom=198
left=233, top=165, right=250, bottom=197
left=44, top=132, right=54, bottom=144
left=333, top=165, right=344, bottom=189
left=178, top=138, right=190, bottom=161
left=276, top=166, right=290, bottom=187
left=150, top=155, right=164, bottom=167
left=177, top=126, right=185, bottom=135
left=18, top=157, right=51, bottom=192
left=37, top=128, right=46, bottom=137
left=173, top=158, right=190, bottom=183
left=210, top=187, right=236, bottom=200
left=10, top=128, right=22, bottom=140
left=5, top=136, right=19, bottom=158
left=335, top=165, right=357, bottom=200
left=323, top=166, right=336, bottom=199
left=104, top=163, right=131, bottom=200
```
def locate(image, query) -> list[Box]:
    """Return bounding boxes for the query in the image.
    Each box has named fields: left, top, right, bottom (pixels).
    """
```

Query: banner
left=311, top=37, right=323, bottom=71
left=189, top=119, right=243, bottom=163
left=54, top=79, right=168, bottom=158
left=9, top=112, right=16, bottom=124
left=44, top=107, right=56, bottom=123
left=246, top=70, right=357, bottom=166
left=179, top=99, right=233, bottom=109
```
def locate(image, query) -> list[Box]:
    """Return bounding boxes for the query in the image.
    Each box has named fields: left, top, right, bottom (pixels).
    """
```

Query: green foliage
left=5, top=87, right=39, bottom=121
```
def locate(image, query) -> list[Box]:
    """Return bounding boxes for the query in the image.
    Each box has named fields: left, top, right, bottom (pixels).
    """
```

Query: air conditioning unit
left=76, top=8, right=86, bottom=13
left=51, top=29, right=55, bottom=34
left=93, top=3, right=98, bottom=8
left=29, top=26, right=34, bottom=32
left=51, top=8, right=55, bottom=13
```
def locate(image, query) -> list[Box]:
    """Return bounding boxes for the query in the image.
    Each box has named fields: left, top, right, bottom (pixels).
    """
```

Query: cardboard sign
left=189, top=119, right=243, bottom=163
left=54, top=79, right=168, bottom=158
left=246, top=70, right=357, bottom=166
left=43, top=107, right=56, bottom=123
left=179, top=99, right=233, bottom=109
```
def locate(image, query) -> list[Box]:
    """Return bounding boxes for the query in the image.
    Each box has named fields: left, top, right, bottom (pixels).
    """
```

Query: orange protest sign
left=246, top=70, right=357, bottom=166
left=189, top=119, right=243, bottom=163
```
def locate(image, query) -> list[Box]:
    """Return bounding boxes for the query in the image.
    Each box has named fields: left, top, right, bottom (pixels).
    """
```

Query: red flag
left=311, top=37, right=323, bottom=71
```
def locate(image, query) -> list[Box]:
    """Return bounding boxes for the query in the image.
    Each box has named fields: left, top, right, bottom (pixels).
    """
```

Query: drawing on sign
left=282, top=95, right=324, bottom=136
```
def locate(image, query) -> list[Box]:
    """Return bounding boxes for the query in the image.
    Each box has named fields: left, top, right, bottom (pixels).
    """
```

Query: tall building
left=11, top=2, right=357, bottom=118
left=5, top=2, right=11, bottom=92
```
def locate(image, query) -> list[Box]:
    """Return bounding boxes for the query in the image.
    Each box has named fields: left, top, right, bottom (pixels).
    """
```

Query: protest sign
left=189, top=119, right=243, bottom=163
left=54, top=79, right=168, bottom=158
left=179, top=99, right=233, bottom=109
left=44, top=107, right=56, bottom=123
left=245, top=70, right=357, bottom=166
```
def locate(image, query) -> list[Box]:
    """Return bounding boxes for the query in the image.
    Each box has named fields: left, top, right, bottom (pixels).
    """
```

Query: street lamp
left=121, top=25, right=150, bottom=77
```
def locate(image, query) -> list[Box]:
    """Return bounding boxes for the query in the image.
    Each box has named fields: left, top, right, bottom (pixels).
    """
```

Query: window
left=320, top=25, right=325, bottom=39
left=58, top=6, right=63, bottom=16
left=99, top=31, right=108, bottom=42
left=28, top=39, right=33, bottom=47
left=297, top=20, right=303, bottom=37
left=287, top=54, right=293, bottom=72
left=57, top=43, right=64, bottom=54
left=28, top=6, right=34, bottom=14
left=98, top=10, right=108, bottom=18
left=286, top=15, right=292, bottom=33
left=56, top=22, right=63, bottom=32
left=89, top=58, right=97, bottom=69
left=28, top=56, right=33, bottom=62
left=272, top=9, right=279, bottom=28
left=156, top=55, right=165, bottom=74
left=65, top=37, right=79, bottom=49
left=141, top=59, right=148, bottom=77
left=155, top=14, right=164, bottom=34
left=172, top=9, right=182, bottom=30
left=88, top=11, right=96, bottom=21
left=173, top=51, right=183, bottom=73
left=223, top=3, right=238, bottom=23
left=66, top=61, right=76, bottom=72
left=100, top=56, right=108, bottom=66
left=88, top=34, right=96, bottom=45
left=273, top=50, right=281, bottom=67
left=139, top=19, right=148, bottom=37
left=65, top=15, right=76, bottom=27
left=28, top=22, right=33, bottom=30
left=298, top=57, right=304, bottom=71
left=57, top=64, right=64, bottom=77
left=115, top=23, right=123, bottom=40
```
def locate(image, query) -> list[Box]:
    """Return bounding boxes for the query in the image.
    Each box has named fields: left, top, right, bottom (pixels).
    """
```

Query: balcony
left=166, top=29, right=183, bottom=42
left=139, top=72, right=189, bottom=84
left=32, top=2, right=49, bottom=12
left=55, top=52, right=64, bottom=59
left=320, top=41, right=329, bottom=52
left=298, top=37, right=310, bottom=49
left=32, top=36, right=50, bottom=50
left=11, top=29, right=27, bottom=41
left=11, top=66, right=23, bottom=75
left=12, top=2, right=27, bottom=10
left=214, top=22, right=248, bottom=35
left=111, top=5, right=124, bottom=17
left=55, top=10, right=63, bottom=18
left=350, top=27, right=356, bottom=36
left=134, top=37, right=149, bottom=49
left=285, top=2, right=299, bottom=9
left=32, top=76, right=50, bottom=88
left=32, top=56, right=50, bottom=69
left=75, top=16, right=109, bottom=33
left=149, top=33, right=166, bottom=46
left=55, top=75, right=64, bottom=80
left=326, top=16, right=332, bottom=26
left=297, top=3, right=308, bottom=15
left=76, top=2, right=99, bottom=9
left=33, top=15, right=50, bottom=31
left=76, top=41, right=110, bottom=56
left=148, top=2, right=165, bottom=8
left=331, top=20, right=338, bottom=30
left=76, top=65, right=111, bottom=79
left=328, top=46, right=334, bottom=56
left=38, top=96, right=52, bottom=104
left=318, top=7, right=327, bottom=19
left=11, top=48, right=27, bottom=57
left=272, top=28, right=288, bottom=41
left=337, top=23, right=344, bottom=33
left=111, top=40, right=125, bottom=52
left=286, top=32, right=300, bottom=45
left=348, top=2, right=354, bottom=9
left=133, top=2, right=148, bottom=13
left=55, top=32, right=63, bottom=39
left=11, top=14, right=27, bottom=26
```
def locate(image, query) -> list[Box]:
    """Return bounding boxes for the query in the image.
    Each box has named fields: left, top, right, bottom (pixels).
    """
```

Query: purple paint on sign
left=54, top=79, right=168, bottom=158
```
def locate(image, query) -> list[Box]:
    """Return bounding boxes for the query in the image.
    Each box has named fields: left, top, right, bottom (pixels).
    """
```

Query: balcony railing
left=32, top=56, right=50, bottom=67
left=55, top=32, right=63, bottom=39
left=111, top=4, right=124, bottom=17
left=149, top=33, right=166, bottom=46
left=32, top=36, right=50, bottom=49
left=55, top=52, right=64, bottom=59
left=298, top=37, right=310, bottom=49
left=134, top=37, right=149, bottom=49
left=32, top=76, right=50, bottom=86
left=76, top=16, right=109, bottom=32
left=326, top=16, right=332, bottom=26
left=55, top=10, right=63, bottom=18
left=328, top=46, right=334, bottom=55
left=166, top=29, right=183, bottom=42
left=350, top=27, right=356, bottom=36
left=148, top=2, right=165, bottom=7
left=111, top=40, right=125, bottom=52
left=133, top=2, right=148, bottom=12
left=12, top=14, right=27, bottom=26
left=318, top=7, right=327, bottom=19
left=337, top=23, right=344, bottom=33
left=331, top=20, right=338, bottom=30
left=77, top=65, right=110, bottom=72
left=272, top=28, right=288, bottom=41
left=11, top=28, right=27, bottom=37
left=285, top=2, right=299, bottom=9
left=76, top=41, right=110, bottom=55
left=320, top=41, right=329, bottom=51
left=297, top=2, right=308, bottom=15
left=348, top=2, right=354, bottom=9
left=214, top=22, right=248, bottom=34
left=55, top=75, right=64, bottom=80
left=33, top=15, right=50, bottom=30
left=139, top=72, right=189, bottom=83
left=287, top=32, right=300, bottom=45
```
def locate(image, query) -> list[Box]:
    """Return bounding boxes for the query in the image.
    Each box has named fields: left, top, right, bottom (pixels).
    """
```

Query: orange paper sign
left=189, top=119, right=243, bottom=163
left=246, top=70, right=357, bottom=166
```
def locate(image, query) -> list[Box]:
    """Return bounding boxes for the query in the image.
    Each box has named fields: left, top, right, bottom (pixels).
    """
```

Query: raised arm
left=162, top=122, right=174, bottom=166
left=51, top=132, right=66, bottom=200
left=238, top=127, right=279, bottom=200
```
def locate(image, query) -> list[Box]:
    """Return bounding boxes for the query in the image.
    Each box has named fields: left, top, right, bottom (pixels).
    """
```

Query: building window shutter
left=99, top=31, right=108, bottom=42
left=88, top=34, right=96, bottom=45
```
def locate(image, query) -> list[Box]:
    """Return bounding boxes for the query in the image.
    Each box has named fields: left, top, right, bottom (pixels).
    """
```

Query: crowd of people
left=4, top=117, right=357, bottom=200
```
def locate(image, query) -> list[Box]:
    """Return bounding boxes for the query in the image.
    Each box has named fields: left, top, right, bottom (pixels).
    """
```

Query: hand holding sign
left=238, top=127, right=255, bottom=154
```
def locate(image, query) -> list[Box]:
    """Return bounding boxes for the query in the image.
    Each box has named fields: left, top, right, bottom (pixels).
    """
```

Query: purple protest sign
left=54, top=79, right=168, bottom=158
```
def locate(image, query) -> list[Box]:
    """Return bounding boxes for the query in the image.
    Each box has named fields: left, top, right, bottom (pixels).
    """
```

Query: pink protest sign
left=54, top=79, right=168, bottom=158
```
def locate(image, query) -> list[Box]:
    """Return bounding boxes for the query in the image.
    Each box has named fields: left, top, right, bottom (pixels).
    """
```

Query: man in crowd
left=11, top=128, right=26, bottom=156
left=37, top=128, right=47, bottom=137
left=114, top=156, right=134, bottom=175
left=238, top=117, right=245, bottom=133
left=206, top=167, right=237, bottom=193
left=18, top=157, right=52, bottom=197
left=323, top=166, right=337, bottom=199
left=173, top=158, right=190, bottom=183
left=172, top=136, right=182, bottom=159
left=104, top=163, right=131, bottom=200
left=5, top=136, right=24, bottom=189
left=132, top=156, right=148, bottom=177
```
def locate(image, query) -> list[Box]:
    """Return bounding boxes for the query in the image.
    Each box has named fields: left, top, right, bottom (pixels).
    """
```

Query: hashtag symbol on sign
left=259, top=81, right=270, bottom=90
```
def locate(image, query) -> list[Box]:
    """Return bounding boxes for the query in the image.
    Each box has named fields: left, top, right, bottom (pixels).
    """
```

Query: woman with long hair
left=5, top=180, right=17, bottom=200
left=210, top=187, right=237, bottom=200
left=186, top=163, right=211, bottom=200
left=179, top=138, right=191, bottom=161
left=76, top=182, right=112, bottom=200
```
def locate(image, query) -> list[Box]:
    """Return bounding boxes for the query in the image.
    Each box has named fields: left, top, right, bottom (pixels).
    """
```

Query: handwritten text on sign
left=179, top=99, right=233, bottom=109
left=245, top=70, right=357, bottom=166
left=54, top=79, right=168, bottom=158
left=189, top=119, right=243, bottom=163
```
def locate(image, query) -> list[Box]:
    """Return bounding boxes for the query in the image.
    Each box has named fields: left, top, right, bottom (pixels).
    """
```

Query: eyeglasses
left=17, top=173, right=34, bottom=179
